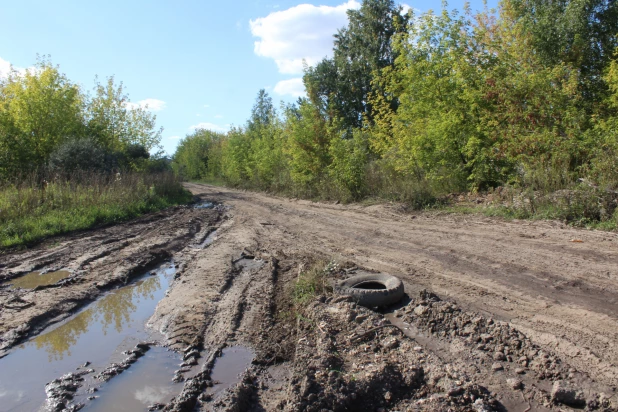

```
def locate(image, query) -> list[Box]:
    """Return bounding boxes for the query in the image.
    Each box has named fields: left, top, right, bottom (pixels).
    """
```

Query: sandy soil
left=2, top=183, right=618, bottom=411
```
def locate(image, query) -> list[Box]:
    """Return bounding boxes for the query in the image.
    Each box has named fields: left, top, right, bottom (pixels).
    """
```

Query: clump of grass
left=0, top=171, right=192, bottom=248
left=292, top=260, right=338, bottom=308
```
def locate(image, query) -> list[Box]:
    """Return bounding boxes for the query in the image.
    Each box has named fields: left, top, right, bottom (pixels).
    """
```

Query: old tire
left=336, top=273, right=404, bottom=307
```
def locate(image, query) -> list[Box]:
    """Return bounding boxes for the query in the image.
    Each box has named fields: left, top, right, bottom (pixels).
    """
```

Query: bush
left=48, top=138, right=116, bottom=175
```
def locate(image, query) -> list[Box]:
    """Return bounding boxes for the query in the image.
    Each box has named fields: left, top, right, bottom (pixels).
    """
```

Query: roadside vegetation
left=172, top=0, right=618, bottom=229
left=0, top=57, right=189, bottom=248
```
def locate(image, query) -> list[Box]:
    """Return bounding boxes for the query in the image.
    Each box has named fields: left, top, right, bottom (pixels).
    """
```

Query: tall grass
left=0, top=171, right=192, bottom=248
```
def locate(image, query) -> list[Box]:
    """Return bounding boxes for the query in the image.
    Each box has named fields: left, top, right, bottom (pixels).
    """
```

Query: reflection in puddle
left=210, top=346, right=254, bottom=395
left=0, top=264, right=175, bottom=412
left=234, top=258, right=264, bottom=272
left=8, top=270, right=71, bottom=289
left=194, top=201, right=214, bottom=209
left=85, top=346, right=182, bottom=411
left=198, top=229, right=217, bottom=249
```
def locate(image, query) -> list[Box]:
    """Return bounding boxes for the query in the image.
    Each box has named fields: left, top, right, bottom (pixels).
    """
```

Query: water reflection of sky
left=84, top=346, right=182, bottom=411
left=0, top=266, right=173, bottom=412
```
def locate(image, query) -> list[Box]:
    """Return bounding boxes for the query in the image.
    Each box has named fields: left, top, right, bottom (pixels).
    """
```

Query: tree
left=0, top=58, right=84, bottom=177
left=304, top=0, right=410, bottom=129
left=87, top=76, right=162, bottom=153
left=247, top=89, right=275, bottom=135
left=506, top=0, right=618, bottom=102
left=172, top=129, right=224, bottom=180
left=284, top=99, right=332, bottom=188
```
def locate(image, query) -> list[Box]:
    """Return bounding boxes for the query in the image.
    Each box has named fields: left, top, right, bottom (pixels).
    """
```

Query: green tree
left=506, top=0, right=618, bottom=102
left=87, top=76, right=162, bottom=153
left=172, top=129, right=224, bottom=180
left=284, top=99, right=332, bottom=189
left=0, top=58, right=84, bottom=177
left=247, top=89, right=275, bottom=135
left=304, top=0, right=410, bottom=129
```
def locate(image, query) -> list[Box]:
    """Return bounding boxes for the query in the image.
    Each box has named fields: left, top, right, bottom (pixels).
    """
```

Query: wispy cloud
left=0, top=57, right=12, bottom=79
left=214, top=114, right=223, bottom=119
left=250, top=1, right=360, bottom=74
left=168, top=135, right=181, bottom=140
left=0, top=56, right=35, bottom=79
left=125, top=98, right=166, bottom=112
left=274, top=78, right=305, bottom=97
left=189, top=122, right=230, bottom=133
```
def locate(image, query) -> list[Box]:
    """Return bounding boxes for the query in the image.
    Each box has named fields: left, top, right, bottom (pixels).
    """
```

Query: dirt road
left=1, top=183, right=617, bottom=411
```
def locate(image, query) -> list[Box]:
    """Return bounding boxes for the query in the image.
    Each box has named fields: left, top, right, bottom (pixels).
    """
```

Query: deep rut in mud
left=1, top=184, right=618, bottom=411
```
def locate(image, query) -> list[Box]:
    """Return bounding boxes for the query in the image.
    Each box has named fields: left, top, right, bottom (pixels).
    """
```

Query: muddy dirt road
left=1, top=183, right=618, bottom=411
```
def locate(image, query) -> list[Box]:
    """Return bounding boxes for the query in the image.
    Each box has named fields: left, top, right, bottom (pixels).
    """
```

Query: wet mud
left=209, top=346, right=254, bottom=396
left=2, top=185, right=618, bottom=411
left=6, top=270, right=71, bottom=289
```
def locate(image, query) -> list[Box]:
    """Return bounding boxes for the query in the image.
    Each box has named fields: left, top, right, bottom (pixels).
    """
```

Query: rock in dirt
left=507, top=378, right=523, bottom=390
left=551, top=380, right=586, bottom=407
left=491, top=362, right=504, bottom=371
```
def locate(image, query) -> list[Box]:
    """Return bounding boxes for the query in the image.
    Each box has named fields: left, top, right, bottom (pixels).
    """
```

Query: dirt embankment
left=2, top=183, right=618, bottom=411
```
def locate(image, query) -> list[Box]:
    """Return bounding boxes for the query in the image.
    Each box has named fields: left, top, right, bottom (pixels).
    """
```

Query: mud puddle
left=0, top=263, right=175, bottom=412
left=209, top=346, right=254, bottom=396
left=84, top=346, right=182, bottom=411
left=6, top=269, right=71, bottom=289
left=234, top=257, right=264, bottom=272
left=197, top=229, right=218, bottom=249
left=194, top=201, right=214, bottom=209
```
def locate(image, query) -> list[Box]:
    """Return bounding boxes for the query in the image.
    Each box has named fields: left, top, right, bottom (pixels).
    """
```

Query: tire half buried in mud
left=336, top=273, right=404, bottom=307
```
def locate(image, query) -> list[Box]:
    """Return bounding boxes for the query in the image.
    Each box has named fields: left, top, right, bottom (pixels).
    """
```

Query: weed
left=291, top=260, right=336, bottom=308
left=0, top=172, right=192, bottom=248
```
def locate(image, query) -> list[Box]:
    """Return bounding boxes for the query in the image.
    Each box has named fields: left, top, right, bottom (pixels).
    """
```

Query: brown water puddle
left=8, top=270, right=71, bottom=289
left=0, top=264, right=175, bottom=412
left=209, top=346, right=254, bottom=395
left=84, top=346, right=183, bottom=411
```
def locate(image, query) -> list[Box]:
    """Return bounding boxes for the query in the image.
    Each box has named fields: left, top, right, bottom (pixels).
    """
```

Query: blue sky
left=0, top=0, right=497, bottom=155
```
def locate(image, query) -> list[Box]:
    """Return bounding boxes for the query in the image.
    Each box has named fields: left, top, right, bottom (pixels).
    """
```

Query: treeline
left=0, top=57, right=167, bottom=179
left=173, top=0, right=618, bottom=223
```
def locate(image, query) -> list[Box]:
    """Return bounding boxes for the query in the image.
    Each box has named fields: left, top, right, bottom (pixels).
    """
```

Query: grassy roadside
left=433, top=189, right=618, bottom=231
left=0, top=173, right=192, bottom=249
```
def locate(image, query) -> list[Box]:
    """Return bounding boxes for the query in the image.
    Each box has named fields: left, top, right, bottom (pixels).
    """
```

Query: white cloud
left=189, top=122, right=230, bottom=133
left=214, top=114, right=223, bottom=119
left=168, top=135, right=181, bottom=140
left=250, top=0, right=360, bottom=74
left=125, top=98, right=166, bottom=112
left=0, top=57, right=12, bottom=79
left=0, top=57, right=34, bottom=79
left=274, top=78, right=305, bottom=97
left=203, top=104, right=210, bottom=108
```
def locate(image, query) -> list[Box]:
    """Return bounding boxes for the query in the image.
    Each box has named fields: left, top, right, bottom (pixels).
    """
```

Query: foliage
left=48, top=138, right=116, bottom=175
left=87, top=76, right=162, bottom=152
left=0, top=58, right=84, bottom=177
left=328, top=129, right=369, bottom=200
left=171, top=0, right=618, bottom=228
left=304, top=0, right=410, bottom=128
left=506, top=0, right=618, bottom=102
left=0, top=58, right=163, bottom=179
left=291, top=260, right=336, bottom=308
left=172, top=129, right=225, bottom=180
